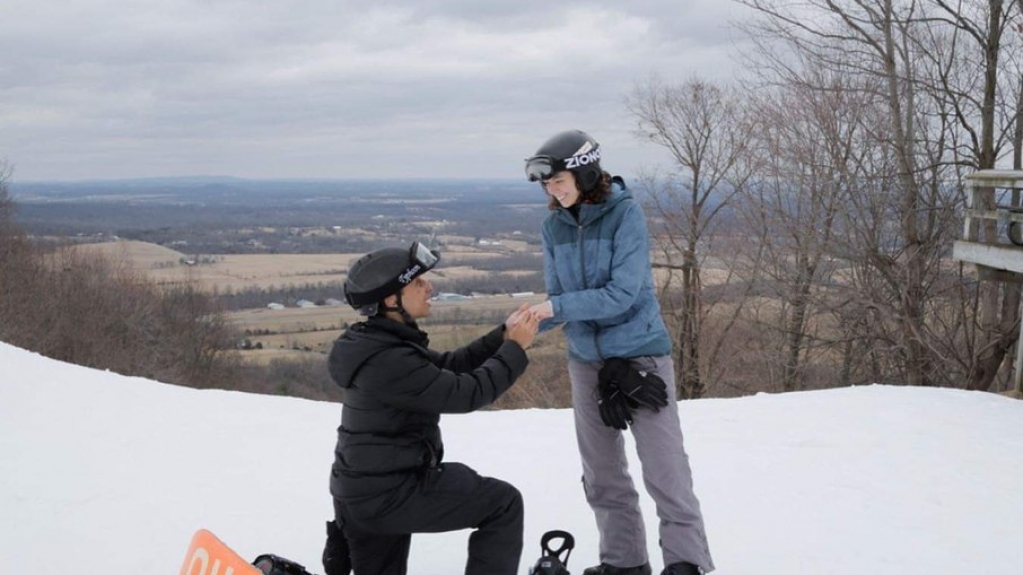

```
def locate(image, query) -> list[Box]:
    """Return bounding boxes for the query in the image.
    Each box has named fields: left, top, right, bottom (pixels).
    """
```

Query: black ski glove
left=322, top=519, right=352, bottom=575
left=600, top=358, right=669, bottom=412
left=596, top=376, right=633, bottom=430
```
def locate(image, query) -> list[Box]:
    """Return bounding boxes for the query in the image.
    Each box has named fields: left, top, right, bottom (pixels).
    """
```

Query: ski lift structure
left=952, top=169, right=1023, bottom=394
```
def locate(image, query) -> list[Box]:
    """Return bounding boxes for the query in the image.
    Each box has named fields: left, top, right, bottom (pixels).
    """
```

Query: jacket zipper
left=576, top=221, right=603, bottom=360
left=577, top=223, right=586, bottom=288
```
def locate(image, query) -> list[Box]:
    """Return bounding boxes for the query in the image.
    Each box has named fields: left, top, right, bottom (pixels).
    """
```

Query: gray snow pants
left=569, top=355, right=714, bottom=573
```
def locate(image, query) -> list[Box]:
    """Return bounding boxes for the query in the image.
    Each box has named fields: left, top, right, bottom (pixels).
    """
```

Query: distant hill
left=9, top=177, right=537, bottom=202
left=73, top=239, right=186, bottom=265
left=7, top=178, right=549, bottom=242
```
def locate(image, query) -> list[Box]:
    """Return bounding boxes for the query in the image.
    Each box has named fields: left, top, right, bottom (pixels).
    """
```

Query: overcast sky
left=2, top=1, right=755, bottom=182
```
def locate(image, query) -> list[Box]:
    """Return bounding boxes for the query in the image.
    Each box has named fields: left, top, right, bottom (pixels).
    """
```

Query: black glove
left=600, top=358, right=669, bottom=412
left=596, top=375, right=633, bottom=430
left=322, top=519, right=352, bottom=575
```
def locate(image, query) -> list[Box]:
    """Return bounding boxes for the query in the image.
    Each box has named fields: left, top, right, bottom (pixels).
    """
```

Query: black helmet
left=524, top=129, right=603, bottom=191
left=344, top=241, right=440, bottom=316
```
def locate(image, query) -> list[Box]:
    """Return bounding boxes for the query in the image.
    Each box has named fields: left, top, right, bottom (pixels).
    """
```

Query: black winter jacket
left=328, top=316, right=529, bottom=498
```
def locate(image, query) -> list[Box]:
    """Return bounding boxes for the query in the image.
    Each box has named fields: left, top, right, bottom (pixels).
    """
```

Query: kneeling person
left=324, top=242, right=539, bottom=575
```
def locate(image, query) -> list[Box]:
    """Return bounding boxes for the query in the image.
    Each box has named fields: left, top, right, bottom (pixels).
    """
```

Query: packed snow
left=2, top=340, right=1021, bottom=574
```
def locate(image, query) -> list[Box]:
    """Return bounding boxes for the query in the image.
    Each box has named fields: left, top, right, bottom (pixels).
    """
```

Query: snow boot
left=661, top=562, right=702, bottom=575
left=582, top=563, right=652, bottom=575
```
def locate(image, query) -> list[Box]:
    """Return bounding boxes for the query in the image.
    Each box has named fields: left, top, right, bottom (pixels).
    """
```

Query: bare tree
left=735, top=0, right=1021, bottom=389
left=626, top=76, right=757, bottom=398
left=1016, top=0, right=1023, bottom=170
left=916, top=0, right=1023, bottom=390
left=0, top=160, right=14, bottom=235
left=156, top=282, right=238, bottom=386
left=735, top=64, right=876, bottom=392
left=0, top=160, right=39, bottom=346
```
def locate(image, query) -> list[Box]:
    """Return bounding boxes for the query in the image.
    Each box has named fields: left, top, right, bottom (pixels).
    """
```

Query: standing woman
left=524, top=130, right=714, bottom=575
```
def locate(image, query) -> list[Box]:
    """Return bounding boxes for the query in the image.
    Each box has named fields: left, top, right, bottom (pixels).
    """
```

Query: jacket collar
left=362, top=315, right=430, bottom=348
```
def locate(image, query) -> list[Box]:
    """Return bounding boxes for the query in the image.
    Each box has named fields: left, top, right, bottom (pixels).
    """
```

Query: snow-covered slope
left=2, top=341, right=1021, bottom=574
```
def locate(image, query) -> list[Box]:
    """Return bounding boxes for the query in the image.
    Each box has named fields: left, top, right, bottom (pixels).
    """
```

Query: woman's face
left=544, top=171, right=580, bottom=208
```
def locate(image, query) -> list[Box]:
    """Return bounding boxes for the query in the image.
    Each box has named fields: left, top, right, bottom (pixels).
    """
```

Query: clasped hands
left=504, top=303, right=541, bottom=349
left=505, top=299, right=554, bottom=349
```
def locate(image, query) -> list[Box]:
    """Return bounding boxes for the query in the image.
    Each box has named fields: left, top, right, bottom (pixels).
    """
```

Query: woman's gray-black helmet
left=524, top=129, right=603, bottom=191
left=344, top=242, right=440, bottom=316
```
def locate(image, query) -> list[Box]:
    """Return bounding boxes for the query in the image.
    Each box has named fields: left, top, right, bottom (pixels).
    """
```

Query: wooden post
left=1016, top=298, right=1023, bottom=394
left=953, top=170, right=1023, bottom=394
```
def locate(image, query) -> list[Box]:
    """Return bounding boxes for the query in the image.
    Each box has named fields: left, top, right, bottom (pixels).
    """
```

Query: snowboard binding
left=529, top=530, right=575, bottom=575
left=253, top=553, right=316, bottom=575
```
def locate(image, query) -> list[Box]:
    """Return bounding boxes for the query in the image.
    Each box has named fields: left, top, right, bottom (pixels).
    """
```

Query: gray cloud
left=0, top=0, right=755, bottom=181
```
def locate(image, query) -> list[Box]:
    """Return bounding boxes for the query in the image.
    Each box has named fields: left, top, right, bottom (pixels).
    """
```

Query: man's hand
left=504, top=303, right=531, bottom=332
left=506, top=309, right=539, bottom=349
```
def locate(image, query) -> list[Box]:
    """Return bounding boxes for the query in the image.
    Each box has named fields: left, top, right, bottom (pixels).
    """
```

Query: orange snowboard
left=179, top=529, right=262, bottom=575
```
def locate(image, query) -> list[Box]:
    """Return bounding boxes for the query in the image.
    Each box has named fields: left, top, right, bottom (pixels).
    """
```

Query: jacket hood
left=329, top=317, right=428, bottom=389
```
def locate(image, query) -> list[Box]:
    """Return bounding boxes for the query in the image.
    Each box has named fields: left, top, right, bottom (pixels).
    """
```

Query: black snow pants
left=331, top=462, right=523, bottom=575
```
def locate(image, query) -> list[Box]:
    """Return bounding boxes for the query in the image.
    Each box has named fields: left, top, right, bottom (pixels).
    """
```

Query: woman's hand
left=528, top=300, right=554, bottom=320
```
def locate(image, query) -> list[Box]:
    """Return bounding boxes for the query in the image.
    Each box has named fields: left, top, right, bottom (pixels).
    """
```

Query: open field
left=70, top=238, right=723, bottom=296
left=69, top=239, right=734, bottom=370
left=73, top=239, right=541, bottom=293
left=229, top=294, right=550, bottom=362
left=70, top=240, right=361, bottom=291
left=71, top=240, right=550, bottom=363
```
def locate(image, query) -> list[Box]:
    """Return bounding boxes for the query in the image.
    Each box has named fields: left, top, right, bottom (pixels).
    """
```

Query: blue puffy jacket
left=541, top=178, right=672, bottom=362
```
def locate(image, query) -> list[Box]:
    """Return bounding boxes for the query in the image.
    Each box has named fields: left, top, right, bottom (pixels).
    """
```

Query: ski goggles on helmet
left=343, top=242, right=440, bottom=315
left=409, top=241, right=439, bottom=273
left=391, top=241, right=440, bottom=289
left=524, top=155, right=566, bottom=182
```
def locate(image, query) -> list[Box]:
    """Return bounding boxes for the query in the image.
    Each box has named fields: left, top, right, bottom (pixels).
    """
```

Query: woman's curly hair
left=547, top=171, right=613, bottom=210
